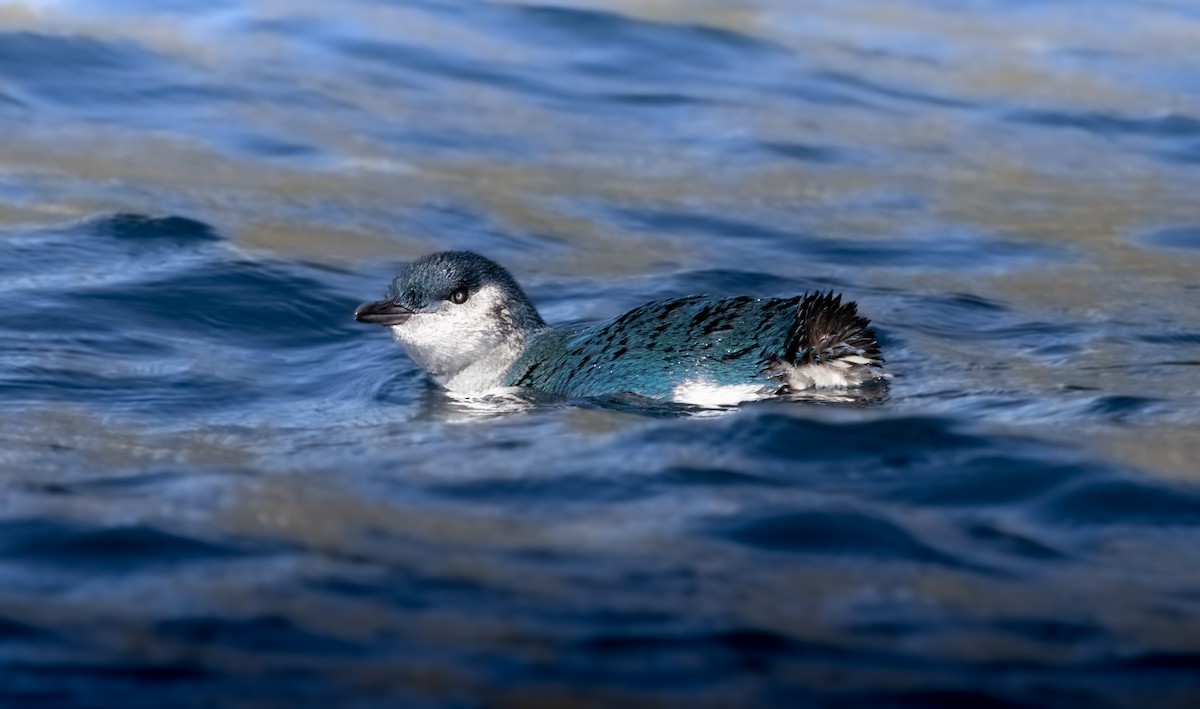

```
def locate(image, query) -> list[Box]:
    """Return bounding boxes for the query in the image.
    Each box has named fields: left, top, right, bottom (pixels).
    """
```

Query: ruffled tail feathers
left=767, top=291, right=885, bottom=392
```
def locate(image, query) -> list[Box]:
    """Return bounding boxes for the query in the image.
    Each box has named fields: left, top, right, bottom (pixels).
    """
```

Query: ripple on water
left=882, top=457, right=1086, bottom=508
left=0, top=520, right=251, bottom=571
left=155, top=616, right=368, bottom=656
left=1036, top=479, right=1200, bottom=528
left=0, top=31, right=221, bottom=123
left=90, top=213, right=223, bottom=245
left=1009, top=109, right=1200, bottom=141
left=715, top=509, right=965, bottom=567
left=811, top=69, right=976, bottom=111
left=0, top=216, right=398, bottom=425
left=759, top=140, right=849, bottom=165
left=611, top=208, right=1069, bottom=270
left=1137, top=225, right=1200, bottom=254
left=516, top=5, right=789, bottom=81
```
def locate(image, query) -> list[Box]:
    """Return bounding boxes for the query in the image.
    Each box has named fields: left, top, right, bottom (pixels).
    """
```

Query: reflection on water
left=2, top=0, right=1200, bottom=705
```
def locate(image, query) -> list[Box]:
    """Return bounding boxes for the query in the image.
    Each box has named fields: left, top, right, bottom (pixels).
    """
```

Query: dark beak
left=355, top=299, right=413, bottom=326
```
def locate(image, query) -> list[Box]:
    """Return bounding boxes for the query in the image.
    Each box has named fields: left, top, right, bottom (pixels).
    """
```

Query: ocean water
left=2, top=0, right=1200, bottom=706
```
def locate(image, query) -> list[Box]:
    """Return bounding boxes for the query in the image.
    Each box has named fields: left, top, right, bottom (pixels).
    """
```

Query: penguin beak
left=355, top=299, right=413, bottom=326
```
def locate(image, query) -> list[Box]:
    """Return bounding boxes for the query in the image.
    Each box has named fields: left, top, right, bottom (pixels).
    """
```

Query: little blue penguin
left=355, top=251, right=884, bottom=405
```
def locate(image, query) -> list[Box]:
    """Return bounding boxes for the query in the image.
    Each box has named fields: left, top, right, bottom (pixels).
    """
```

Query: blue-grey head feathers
left=388, top=251, right=544, bottom=331
left=363, top=251, right=547, bottom=393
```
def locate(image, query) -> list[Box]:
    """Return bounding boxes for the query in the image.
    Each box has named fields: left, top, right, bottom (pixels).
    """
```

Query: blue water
left=3, top=1, right=1200, bottom=706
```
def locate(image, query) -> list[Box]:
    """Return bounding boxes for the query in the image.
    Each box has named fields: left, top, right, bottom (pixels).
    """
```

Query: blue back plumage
left=505, top=295, right=807, bottom=398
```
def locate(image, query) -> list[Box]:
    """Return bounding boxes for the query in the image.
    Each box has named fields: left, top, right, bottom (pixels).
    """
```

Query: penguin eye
left=449, top=287, right=470, bottom=305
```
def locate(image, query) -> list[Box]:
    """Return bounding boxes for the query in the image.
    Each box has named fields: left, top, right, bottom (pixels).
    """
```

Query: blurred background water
left=1, top=0, right=1200, bottom=706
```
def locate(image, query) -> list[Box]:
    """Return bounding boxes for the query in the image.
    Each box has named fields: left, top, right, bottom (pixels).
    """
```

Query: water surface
left=2, top=0, right=1200, bottom=706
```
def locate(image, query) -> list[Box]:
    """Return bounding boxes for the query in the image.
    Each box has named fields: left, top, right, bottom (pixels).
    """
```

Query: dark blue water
left=3, top=1, right=1200, bottom=706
